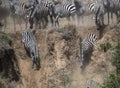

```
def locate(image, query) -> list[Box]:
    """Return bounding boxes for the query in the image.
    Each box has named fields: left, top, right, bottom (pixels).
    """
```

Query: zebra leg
left=38, top=20, right=42, bottom=29
left=49, top=15, right=54, bottom=26
left=13, top=18, right=16, bottom=32
left=34, top=57, right=40, bottom=70
left=31, top=54, right=35, bottom=69
left=101, top=15, right=105, bottom=27
left=29, top=18, right=34, bottom=29
left=95, top=7, right=102, bottom=30
left=3, top=18, right=7, bottom=32
left=107, top=11, right=110, bottom=25
left=116, top=11, right=119, bottom=23
left=34, top=18, right=38, bottom=29
left=44, top=17, right=48, bottom=29
left=80, top=48, right=84, bottom=68
left=95, top=15, right=100, bottom=30
left=111, top=12, right=113, bottom=23
left=55, top=15, right=59, bottom=27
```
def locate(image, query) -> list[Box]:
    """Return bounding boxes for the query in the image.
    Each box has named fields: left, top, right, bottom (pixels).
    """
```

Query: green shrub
left=101, top=74, right=120, bottom=88
left=60, top=75, right=73, bottom=88
left=0, top=31, right=12, bottom=44
left=100, top=40, right=112, bottom=52
left=117, top=14, right=120, bottom=23
left=112, top=41, right=120, bottom=68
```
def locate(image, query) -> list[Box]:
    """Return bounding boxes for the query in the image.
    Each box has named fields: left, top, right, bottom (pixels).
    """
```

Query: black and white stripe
left=74, top=0, right=106, bottom=29
left=14, top=2, right=31, bottom=16
left=53, top=2, right=76, bottom=26
left=29, top=2, right=53, bottom=29
left=79, top=33, right=97, bottom=67
left=74, top=0, right=97, bottom=24
left=22, top=30, right=40, bottom=69
left=8, top=0, right=33, bottom=31
left=41, top=0, right=54, bottom=8
left=89, top=0, right=106, bottom=30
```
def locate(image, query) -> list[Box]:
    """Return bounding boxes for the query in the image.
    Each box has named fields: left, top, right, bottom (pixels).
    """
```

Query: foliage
left=117, top=14, right=120, bottom=23
left=101, top=74, right=120, bottom=88
left=101, top=41, right=120, bottom=88
left=112, top=41, right=120, bottom=68
left=100, top=40, right=112, bottom=52
left=60, top=75, right=73, bottom=88
left=0, top=31, right=12, bottom=44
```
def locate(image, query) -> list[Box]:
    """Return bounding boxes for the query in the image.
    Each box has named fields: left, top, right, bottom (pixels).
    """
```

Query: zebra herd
left=0, top=0, right=120, bottom=69
left=1, top=0, right=120, bottom=30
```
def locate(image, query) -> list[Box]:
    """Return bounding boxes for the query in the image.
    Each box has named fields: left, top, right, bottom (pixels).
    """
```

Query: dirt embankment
left=2, top=23, right=118, bottom=88
left=0, top=31, right=20, bottom=88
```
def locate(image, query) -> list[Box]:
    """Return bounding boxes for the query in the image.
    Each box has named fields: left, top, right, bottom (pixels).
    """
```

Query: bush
left=0, top=31, right=12, bottom=45
left=60, top=74, right=73, bottom=88
left=117, top=14, right=120, bottom=23
left=112, top=41, right=120, bottom=68
left=101, top=74, right=120, bottom=88
left=100, top=40, right=112, bottom=52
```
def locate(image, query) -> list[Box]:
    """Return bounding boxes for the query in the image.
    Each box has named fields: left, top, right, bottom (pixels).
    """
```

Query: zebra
left=75, top=1, right=96, bottom=23
left=8, top=0, right=33, bottom=32
left=22, top=30, right=40, bottom=70
left=95, top=1, right=106, bottom=30
left=79, top=33, right=97, bottom=68
left=51, top=2, right=76, bottom=26
left=40, top=0, right=55, bottom=25
left=102, top=0, right=120, bottom=24
left=29, top=2, right=54, bottom=29
left=74, top=0, right=106, bottom=29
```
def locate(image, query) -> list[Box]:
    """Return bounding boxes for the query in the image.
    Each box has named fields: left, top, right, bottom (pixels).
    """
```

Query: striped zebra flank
left=22, top=30, right=40, bottom=70
left=54, top=2, right=76, bottom=26
left=79, top=33, right=97, bottom=67
left=29, top=3, right=51, bottom=29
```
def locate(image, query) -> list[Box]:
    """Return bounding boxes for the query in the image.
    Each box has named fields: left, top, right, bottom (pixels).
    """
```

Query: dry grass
left=0, top=1, right=119, bottom=87
left=6, top=23, right=118, bottom=88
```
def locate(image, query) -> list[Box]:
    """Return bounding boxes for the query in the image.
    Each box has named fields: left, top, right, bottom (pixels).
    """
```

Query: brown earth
left=0, top=11, right=119, bottom=88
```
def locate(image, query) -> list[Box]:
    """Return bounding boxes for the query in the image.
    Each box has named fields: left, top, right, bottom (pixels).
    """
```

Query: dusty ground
left=0, top=13, right=119, bottom=88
